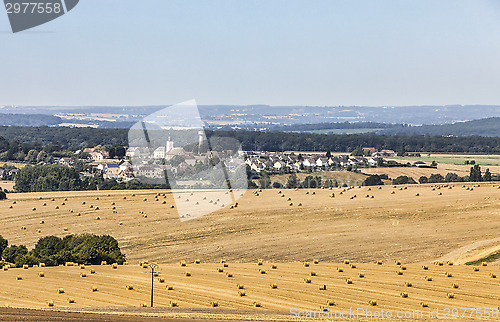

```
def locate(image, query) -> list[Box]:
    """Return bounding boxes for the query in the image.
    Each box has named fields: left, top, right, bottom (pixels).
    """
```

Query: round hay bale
left=404, top=281, right=412, bottom=287
left=166, top=285, right=174, bottom=290
left=237, top=284, right=244, bottom=289
left=238, top=290, right=246, bottom=297
left=91, top=286, right=98, bottom=292
left=304, top=278, right=312, bottom=284
left=400, top=292, right=408, bottom=298
left=210, top=301, right=219, bottom=308
left=47, top=300, right=54, bottom=307
left=126, top=284, right=134, bottom=290
left=57, top=288, right=65, bottom=294
left=319, top=284, right=327, bottom=290
left=368, top=300, right=377, bottom=306
left=67, top=298, right=75, bottom=304
left=270, top=283, right=278, bottom=289
left=345, top=278, right=353, bottom=284
left=38, top=272, right=44, bottom=277
left=170, top=301, right=178, bottom=307
left=16, top=275, right=22, bottom=280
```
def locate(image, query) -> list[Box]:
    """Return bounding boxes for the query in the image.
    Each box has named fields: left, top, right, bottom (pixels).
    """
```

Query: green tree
left=285, top=173, right=299, bottom=189
left=418, top=176, right=428, bottom=184
left=393, top=176, right=417, bottom=185
left=0, top=188, right=6, bottom=200
left=469, top=165, right=482, bottom=182
left=259, top=172, right=271, bottom=189
left=484, top=168, right=492, bottom=181
left=428, top=174, right=445, bottom=183
left=0, top=235, right=7, bottom=259
left=2, top=245, right=28, bottom=264
left=444, top=172, right=460, bottom=182
left=363, top=175, right=384, bottom=186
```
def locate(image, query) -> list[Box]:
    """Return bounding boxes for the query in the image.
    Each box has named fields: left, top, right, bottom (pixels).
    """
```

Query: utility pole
left=148, top=263, right=158, bottom=307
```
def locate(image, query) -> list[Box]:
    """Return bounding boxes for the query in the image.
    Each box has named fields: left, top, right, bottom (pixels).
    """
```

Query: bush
left=363, top=175, right=384, bottom=186
left=2, top=245, right=28, bottom=264
left=0, top=235, right=7, bottom=259
left=393, top=176, right=417, bottom=185
left=0, top=189, right=6, bottom=200
left=428, top=174, right=445, bottom=183
left=419, top=176, right=428, bottom=184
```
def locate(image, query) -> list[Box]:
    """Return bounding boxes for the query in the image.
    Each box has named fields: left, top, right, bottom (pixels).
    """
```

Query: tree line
left=0, top=234, right=126, bottom=268
left=2, top=126, right=500, bottom=153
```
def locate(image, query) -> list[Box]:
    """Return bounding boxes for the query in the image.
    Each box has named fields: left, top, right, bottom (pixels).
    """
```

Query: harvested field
left=0, top=262, right=499, bottom=319
left=1, top=184, right=500, bottom=319
left=1, top=184, right=500, bottom=264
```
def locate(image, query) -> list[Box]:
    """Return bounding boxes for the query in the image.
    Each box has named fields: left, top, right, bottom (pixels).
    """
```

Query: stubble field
left=0, top=183, right=499, bottom=319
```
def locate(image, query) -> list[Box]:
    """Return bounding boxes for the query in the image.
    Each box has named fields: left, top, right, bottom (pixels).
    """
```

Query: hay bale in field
left=57, top=288, right=65, bottom=294
left=350, top=264, right=356, bottom=269
left=32, top=207, right=36, bottom=211
left=194, top=259, right=200, bottom=264
left=319, top=284, right=327, bottom=290
left=210, top=301, right=219, bottom=307
left=170, top=301, right=178, bottom=307
left=271, top=264, right=277, bottom=269
left=447, top=292, right=455, bottom=299
left=313, top=259, right=319, bottom=264
left=23, top=265, right=28, bottom=269
left=179, top=260, right=186, bottom=267
left=3, top=265, right=10, bottom=271
left=36, top=229, right=41, bottom=233
left=39, top=263, right=45, bottom=267
left=95, top=217, right=100, bottom=220
left=185, top=272, right=191, bottom=276
left=47, top=300, right=54, bottom=307
left=358, top=272, right=365, bottom=278
left=310, top=271, right=317, bottom=276
left=21, top=226, right=26, bottom=230
left=61, top=202, right=65, bottom=206
left=270, top=283, right=278, bottom=289
left=303, top=262, right=310, bottom=267
left=481, top=262, right=488, bottom=266
left=396, top=270, right=404, bottom=275
left=67, top=298, right=75, bottom=304
left=490, top=273, right=497, bottom=278
left=404, top=281, right=412, bottom=287
left=391, top=191, right=395, bottom=194
left=79, top=264, right=85, bottom=269
left=452, top=283, right=459, bottom=288
left=223, top=263, right=228, bottom=267
left=40, top=220, right=44, bottom=224
left=166, top=285, right=174, bottom=290
left=444, top=272, right=452, bottom=277
left=337, top=267, right=343, bottom=272
left=400, top=292, right=408, bottom=298
left=237, top=284, right=244, bottom=289
left=91, top=286, right=98, bottom=292
left=434, top=261, right=443, bottom=266
left=368, top=300, right=377, bottom=306
left=140, top=303, right=147, bottom=307
left=38, top=272, right=44, bottom=277
left=394, top=260, right=401, bottom=265
left=298, top=202, right=302, bottom=206
left=422, top=265, right=428, bottom=270
left=420, top=302, right=428, bottom=308
left=473, top=266, right=479, bottom=271
left=80, top=272, right=87, bottom=277
left=304, top=278, right=312, bottom=283
left=101, top=261, right=107, bottom=265
left=326, top=300, right=335, bottom=306
left=238, top=290, right=246, bottom=297
left=400, top=265, right=406, bottom=270
left=346, top=278, right=353, bottom=284
left=424, top=276, right=432, bottom=281
left=253, top=302, right=261, bottom=307
left=216, top=267, right=224, bottom=273
left=16, top=275, right=22, bottom=280
left=126, top=284, right=134, bottom=290
left=259, top=269, right=266, bottom=274
left=376, top=260, right=383, bottom=265
left=158, top=278, right=165, bottom=283
left=226, top=272, right=233, bottom=278
left=111, top=263, right=118, bottom=269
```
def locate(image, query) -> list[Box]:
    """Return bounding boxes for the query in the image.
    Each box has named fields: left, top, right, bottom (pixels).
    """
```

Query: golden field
left=0, top=183, right=500, bottom=319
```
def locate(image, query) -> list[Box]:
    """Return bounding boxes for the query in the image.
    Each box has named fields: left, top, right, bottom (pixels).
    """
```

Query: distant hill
left=0, top=113, right=62, bottom=126
left=380, top=117, right=500, bottom=137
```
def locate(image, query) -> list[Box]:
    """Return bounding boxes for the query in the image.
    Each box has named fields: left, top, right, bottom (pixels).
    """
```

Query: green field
left=290, top=128, right=384, bottom=134
left=395, top=153, right=500, bottom=166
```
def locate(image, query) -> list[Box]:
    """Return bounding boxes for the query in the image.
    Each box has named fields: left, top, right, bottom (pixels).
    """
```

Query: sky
left=1, top=0, right=500, bottom=107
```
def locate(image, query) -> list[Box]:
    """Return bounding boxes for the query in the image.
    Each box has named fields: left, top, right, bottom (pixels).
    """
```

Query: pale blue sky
left=1, top=0, right=500, bottom=106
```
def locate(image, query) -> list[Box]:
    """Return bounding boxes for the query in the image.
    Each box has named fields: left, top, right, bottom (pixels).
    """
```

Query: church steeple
left=166, top=135, right=174, bottom=152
